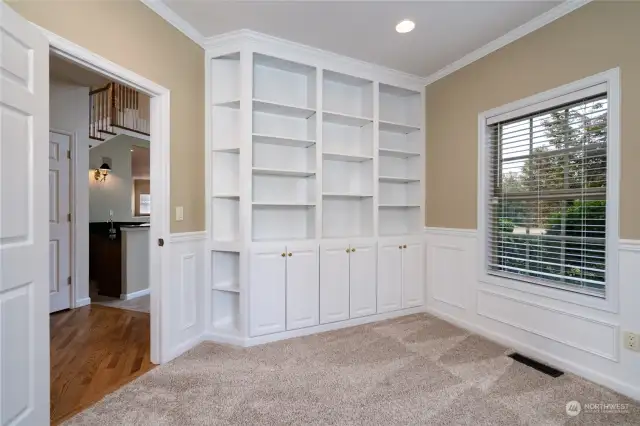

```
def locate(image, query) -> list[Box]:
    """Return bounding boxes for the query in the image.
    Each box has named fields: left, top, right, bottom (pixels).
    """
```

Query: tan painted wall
left=9, top=0, right=204, bottom=233
left=426, top=1, right=640, bottom=239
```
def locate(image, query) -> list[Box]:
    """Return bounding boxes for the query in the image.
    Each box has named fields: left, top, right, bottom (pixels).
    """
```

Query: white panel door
left=0, top=4, right=50, bottom=425
left=349, top=242, right=377, bottom=318
left=377, top=241, right=402, bottom=313
left=402, top=240, right=425, bottom=308
left=320, top=242, right=350, bottom=324
left=249, top=245, right=286, bottom=336
left=285, top=243, right=318, bottom=330
left=49, top=131, right=71, bottom=313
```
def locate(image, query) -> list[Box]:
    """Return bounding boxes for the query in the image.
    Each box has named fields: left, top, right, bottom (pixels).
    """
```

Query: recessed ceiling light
left=396, top=20, right=415, bottom=34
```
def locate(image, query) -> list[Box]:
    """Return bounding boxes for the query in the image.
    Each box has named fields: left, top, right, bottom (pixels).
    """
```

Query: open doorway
left=48, top=52, right=155, bottom=424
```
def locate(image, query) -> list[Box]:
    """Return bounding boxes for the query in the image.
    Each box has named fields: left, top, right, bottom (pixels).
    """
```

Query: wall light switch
left=176, top=206, right=184, bottom=221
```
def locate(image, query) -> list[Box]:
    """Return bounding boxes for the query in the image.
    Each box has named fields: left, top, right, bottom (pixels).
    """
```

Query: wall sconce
left=94, top=163, right=111, bottom=182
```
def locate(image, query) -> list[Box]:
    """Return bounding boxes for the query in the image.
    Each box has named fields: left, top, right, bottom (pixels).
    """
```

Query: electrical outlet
left=623, top=331, right=640, bottom=352
left=176, top=206, right=184, bottom=221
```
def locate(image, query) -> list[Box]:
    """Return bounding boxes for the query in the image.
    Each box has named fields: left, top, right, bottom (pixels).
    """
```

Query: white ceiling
left=162, top=0, right=560, bottom=77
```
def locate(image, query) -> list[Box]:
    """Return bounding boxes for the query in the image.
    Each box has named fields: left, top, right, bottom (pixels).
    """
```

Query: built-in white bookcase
left=377, top=84, right=422, bottom=236
left=206, top=33, right=425, bottom=341
left=322, top=70, right=374, bottom=238
left=251, top=53, right=318, bottom=242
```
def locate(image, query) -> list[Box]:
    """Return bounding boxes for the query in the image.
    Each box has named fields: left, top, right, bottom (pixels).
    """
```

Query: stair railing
left=89, top=83, right=150, bottom=141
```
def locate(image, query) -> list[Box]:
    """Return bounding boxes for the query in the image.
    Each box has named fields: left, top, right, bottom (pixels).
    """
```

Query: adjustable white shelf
left=379, top=176, right=420, bottom=184
left=378, top=148, right=420, bottom=158
left=253, top=99, right=316, bottom=118
left=379, top=120, right=420, bottom=134
left=253, top=133, right=315, bottom=148
left=214, top=99, right=240, bottom=109
left=252, top=167, right=315, bottom=178
left=323, top=152, right=372, bottom=162
left=206, top=39, right=425, bottom=341
left=323, top=192, right=373, bottom=199
left=323, top=111, right=372, bottom=127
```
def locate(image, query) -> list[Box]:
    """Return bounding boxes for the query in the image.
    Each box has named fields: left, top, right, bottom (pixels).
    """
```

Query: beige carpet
left=64, top=313, right=639, bottom=425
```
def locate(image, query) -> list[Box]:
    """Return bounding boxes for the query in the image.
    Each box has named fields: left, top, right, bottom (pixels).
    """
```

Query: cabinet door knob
left=345, top=248, right=350, bottom=253
left=399, top=245, right=402, bottom=249
left=281, top=253, right=286, bottom=257
left=288, top=252, right=292, bottom=257
left=403, top=244, right=407, bottom=248
left=351, top=248, right=356, bottom=252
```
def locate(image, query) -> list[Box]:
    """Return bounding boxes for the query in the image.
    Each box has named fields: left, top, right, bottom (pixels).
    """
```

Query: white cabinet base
left=204, top=306, right=424, bottom=347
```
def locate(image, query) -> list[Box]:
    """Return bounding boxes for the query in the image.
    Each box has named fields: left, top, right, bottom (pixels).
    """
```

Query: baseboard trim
left=203, top=306, right=426, bottom=348
left=75, top=297, right=91, bottom=308
left=168, top=334, right=204, bottom=363
left=120, top=289, right=150, bottom=300
left=424, top=305, right=640, bottom=402
left=202, top=332, right=246, bottom=347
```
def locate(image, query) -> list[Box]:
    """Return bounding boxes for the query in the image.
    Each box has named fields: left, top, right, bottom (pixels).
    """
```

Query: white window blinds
left=487, top=90, right=608, bottom=297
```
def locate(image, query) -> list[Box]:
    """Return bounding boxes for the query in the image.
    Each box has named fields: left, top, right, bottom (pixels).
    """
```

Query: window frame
left=477, top=68, right=620, bottom=313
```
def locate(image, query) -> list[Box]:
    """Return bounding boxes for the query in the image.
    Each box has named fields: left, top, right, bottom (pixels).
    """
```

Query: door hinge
left=158, top=238, right=164, bottom=247
left=67, top=150, right=71, bottom=159
left=67, top=213, right=72, bottom=222
left=67, top=276, right=71, bottom=285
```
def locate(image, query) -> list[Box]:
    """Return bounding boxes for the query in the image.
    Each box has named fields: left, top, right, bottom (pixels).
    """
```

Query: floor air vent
left=508, top=353, right=564, bottom=378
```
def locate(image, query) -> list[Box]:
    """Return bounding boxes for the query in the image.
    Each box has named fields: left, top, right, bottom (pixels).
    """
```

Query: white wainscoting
left=167, top=231, right=206, bottom=360
left=424, top=227, right=640, bottom=402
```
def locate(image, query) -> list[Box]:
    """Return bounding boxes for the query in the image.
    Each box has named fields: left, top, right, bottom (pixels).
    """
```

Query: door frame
left=42, top=27, right=171, bottom=364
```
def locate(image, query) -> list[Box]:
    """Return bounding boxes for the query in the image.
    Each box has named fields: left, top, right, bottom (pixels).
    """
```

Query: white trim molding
left=141, top=0, right=592, bottom=86
left=619, top=239, right=640, bottom=252
left=424, top=227, right=640, bottom=401
left=120, top=289, right=151, bottom=301
left=204, top=307, right=426, bottom=348
left=205, top=29, right=427, bottom=87
left=140, top=0, right=206, bottom=47
left=75, top=297, right=91, bottom=308
left=170, top=231, right=207, bottom=243
left=41, top=26, right=173, bottom=364
left=424, top=0, right=594, bottom=85
left=476, top=68, right=621, bottom=313
left=425, top=227, right=477, bottom=238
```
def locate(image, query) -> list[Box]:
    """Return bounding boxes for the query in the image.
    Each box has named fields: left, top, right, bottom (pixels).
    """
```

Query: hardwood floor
left=50, top=304, right=155, bottom=425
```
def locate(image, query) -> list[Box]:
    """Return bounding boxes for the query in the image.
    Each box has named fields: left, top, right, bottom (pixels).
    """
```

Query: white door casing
left=349, top=242, right=377, bottom=318
left=377, top=241, right=403, bottom=313
left=249, top=245, right=286, bottom=336
left=285, top=243, right=319, bottom=331
left=402, top=241, right=424, bottom=308
left=319, top=242, right=350, bottom=324
left=0, top=3, right=50, bottom=425
left=49, top=131, right=71, bottom=313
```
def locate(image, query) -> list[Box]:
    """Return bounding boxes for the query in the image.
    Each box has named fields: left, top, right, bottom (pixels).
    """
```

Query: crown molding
left=424, top=0, right=593, bottom=85
left=142, top=0, right=592, bottom=86
left=140, top=0, right=206, bottom=47
left=204, top=29, right=429, bottom=87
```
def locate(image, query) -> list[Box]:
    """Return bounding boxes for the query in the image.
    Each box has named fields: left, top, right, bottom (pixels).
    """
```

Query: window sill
left=478, top=270, right=618, bottom=314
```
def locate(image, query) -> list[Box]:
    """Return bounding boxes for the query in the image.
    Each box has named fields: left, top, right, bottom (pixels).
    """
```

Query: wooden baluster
left=89, top=93, right=93, bottom=138
left=100, top=91, right=103, bottom=134
left=126, top=87, right=130, bottom=129
left=97, top=92, right=101, bottom=135
left=117, top=84, right=120, bottom=127
left=135, top=90, right=138, bottom=132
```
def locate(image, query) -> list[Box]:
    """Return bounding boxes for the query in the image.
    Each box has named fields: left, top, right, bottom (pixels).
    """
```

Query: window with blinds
left=487, top=91, right=608, bottom=297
